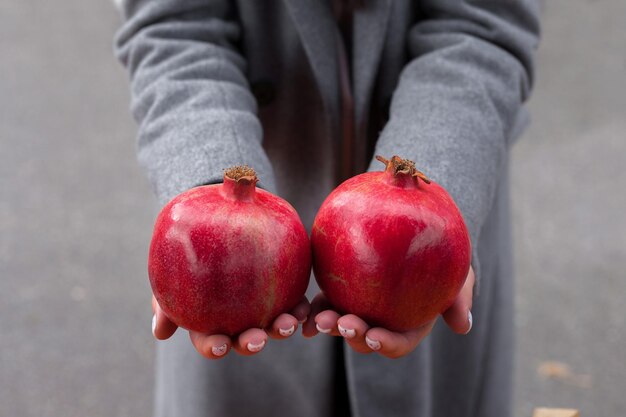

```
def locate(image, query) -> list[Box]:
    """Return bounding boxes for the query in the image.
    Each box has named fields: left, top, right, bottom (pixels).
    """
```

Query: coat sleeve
left=114, top=0, right=276, bottom=205
left=369, top=0, right=540, bottom=283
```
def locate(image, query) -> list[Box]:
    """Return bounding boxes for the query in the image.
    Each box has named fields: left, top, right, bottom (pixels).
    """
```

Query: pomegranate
left=311, top=156, right=471, bottom=331
left=148, top=166, right=311, bottom=335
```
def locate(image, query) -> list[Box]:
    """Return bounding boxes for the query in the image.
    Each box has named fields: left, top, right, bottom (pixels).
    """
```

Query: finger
left=337, top=314, right=373, bottom=354
left=189, top=332, right=231, bottom=359
left=290, top=296, right=311, bottom=324
left=152, top=301, right=178, bottom=340
left=314, top=309, right=341, bottom=336
left=233, top=328, right=268, bottom=356
left=365, top=320, right=436, bottom=359
left=267, top=313, right=298, bottom=339
left=442, top=266, right=476, bottom=334
left=303, top=293, right=334, bottom=337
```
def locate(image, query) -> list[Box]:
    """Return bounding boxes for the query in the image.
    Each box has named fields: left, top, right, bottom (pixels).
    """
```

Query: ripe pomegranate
left=148, top=166, right=311, bottom=335
left=311, top=156, right=471, bottom=331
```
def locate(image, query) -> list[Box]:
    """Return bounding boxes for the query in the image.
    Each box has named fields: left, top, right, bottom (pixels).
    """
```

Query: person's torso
left=234, top=0, right=417, bottom=228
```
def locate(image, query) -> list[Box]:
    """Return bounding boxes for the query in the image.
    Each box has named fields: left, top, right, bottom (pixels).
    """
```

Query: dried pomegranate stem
left=376, top=155, right=431, bottom=184
left=223, top=165, right=258, bottom=200
left=224, top=165, right=258, bottom=184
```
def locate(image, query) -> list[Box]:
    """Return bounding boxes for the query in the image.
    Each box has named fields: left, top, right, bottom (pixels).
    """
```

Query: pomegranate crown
left=223, top=165, right=258, bottom=185
left=376, top=155, right=431, bottom=184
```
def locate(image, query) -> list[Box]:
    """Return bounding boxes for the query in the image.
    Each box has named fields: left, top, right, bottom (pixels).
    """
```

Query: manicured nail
left=247, top=340, right=266, bottom=352
left=316, top=323, right=332, bottom=334
left=212, top=343, right=228, bottom=357
left=151, top=314, right=157, bottom=337
left=465, top=310, right=473, bottom=334
left=338, top=324, right=356, bottom=338
left=279, top=325, right=295, bottom=337
left=365, top=336, right=381, bottom=351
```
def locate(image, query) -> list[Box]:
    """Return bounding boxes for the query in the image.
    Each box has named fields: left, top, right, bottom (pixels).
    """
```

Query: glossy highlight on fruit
left=148, top=166, right=311, bottom=335
left=311, top=156, right=471, bottom=331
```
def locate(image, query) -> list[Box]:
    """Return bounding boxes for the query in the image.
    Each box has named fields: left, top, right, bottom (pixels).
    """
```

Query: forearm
left=115, top=0, right=276, bottom=205
left=370, top=0, right=540, bottom=280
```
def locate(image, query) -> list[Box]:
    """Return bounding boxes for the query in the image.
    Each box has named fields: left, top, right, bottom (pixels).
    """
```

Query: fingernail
left=247, top=340, right=266, bottom=352
left=151, top=314, right=157, bottom=337
left=316, top=323, right=332, bottom=334
left=365, top=336, right=381, bottom=351
left=465, top=310, right=473, bottom=334
left=212, top=343, right=228, bottom=357
left=279, top=325, right=295, bottom=337
left=338, top=324, right=356, bottom=339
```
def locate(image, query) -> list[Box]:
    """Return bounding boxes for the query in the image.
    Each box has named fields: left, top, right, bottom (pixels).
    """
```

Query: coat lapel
left=352, top=0, right=391, bottom=171
left=283, top=0, right=391, bottom=172
left=352, top=0, right=391, bottom=133
left=283, top=0, right=341, bottom=134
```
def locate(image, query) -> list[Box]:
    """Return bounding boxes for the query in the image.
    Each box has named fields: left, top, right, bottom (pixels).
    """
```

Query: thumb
left=442, top=267, right=475, bottom=334
left=152, top=295, right=178, bottom=340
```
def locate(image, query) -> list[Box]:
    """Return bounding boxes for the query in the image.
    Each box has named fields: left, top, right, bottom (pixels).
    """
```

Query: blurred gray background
left=1, top=1, right=624, bottom=416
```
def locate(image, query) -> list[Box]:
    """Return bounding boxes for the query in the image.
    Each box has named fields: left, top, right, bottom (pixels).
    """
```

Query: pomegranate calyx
left=224, top=165, right=258, bottom=185
left=376, top=155, right=431, bottom=185
left=222, top=165, right=258, bottom=201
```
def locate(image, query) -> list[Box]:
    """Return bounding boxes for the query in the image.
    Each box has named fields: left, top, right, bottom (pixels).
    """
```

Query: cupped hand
left=303, top=267, right=475, bottom=359
left=151, top=295, right=311, bottom=359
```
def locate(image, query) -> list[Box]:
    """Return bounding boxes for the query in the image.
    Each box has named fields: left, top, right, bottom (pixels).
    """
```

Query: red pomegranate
left=311, top=156, right=471, bottom=331
left=148, top=166, right=311, bottom=335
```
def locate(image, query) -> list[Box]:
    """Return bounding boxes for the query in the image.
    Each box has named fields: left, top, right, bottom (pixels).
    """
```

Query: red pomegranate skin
left=311, top=156, right=471, bottom=331
left=148, top=170, right=311, bottom=336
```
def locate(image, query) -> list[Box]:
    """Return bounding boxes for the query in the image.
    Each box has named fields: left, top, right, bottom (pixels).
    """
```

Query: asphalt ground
left=1, top=1, right=624, bottom=416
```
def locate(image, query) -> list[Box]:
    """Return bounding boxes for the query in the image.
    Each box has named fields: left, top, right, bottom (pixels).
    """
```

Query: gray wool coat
left=115, top=1, right=540, bottom=416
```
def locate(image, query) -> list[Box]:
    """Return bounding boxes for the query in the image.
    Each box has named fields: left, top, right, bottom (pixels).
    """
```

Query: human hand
left=151, top=295, right=310, bottom=359
left=303, top=267, right=475, bottom=359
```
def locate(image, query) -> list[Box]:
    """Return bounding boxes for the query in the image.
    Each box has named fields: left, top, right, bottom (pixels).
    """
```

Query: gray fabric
left=114, top=0, right=540, bottom=416
left=154, top=317, right=338, bottom=417
left=115, top=0, right=278, bottom=203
